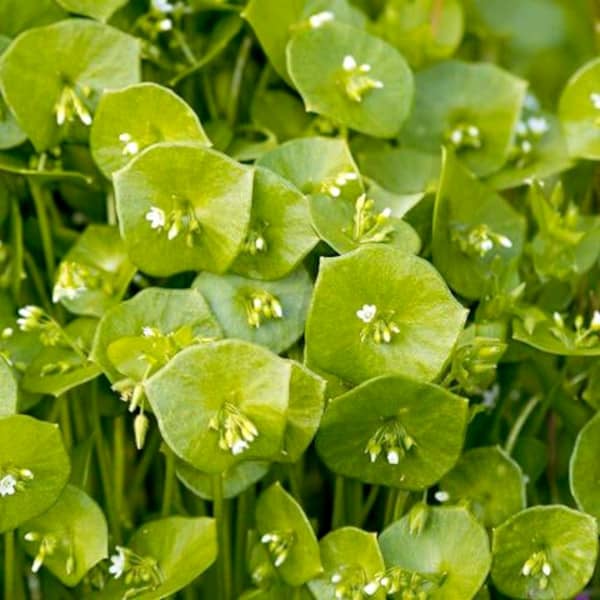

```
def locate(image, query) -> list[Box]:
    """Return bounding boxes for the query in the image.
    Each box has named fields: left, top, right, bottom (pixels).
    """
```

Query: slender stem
left=161, top=448, right=176, bottom=517
left=59, top=396, right=73, bottom=450
left=358, top=485, right=380, bottom=527
left=212, top=474, right=232, bottom=600
left=332, top=476, right=345, bottom=529
left=202, top=70, right=219, bottom=121
left=23, top=252, right=52, bottom=313
left=106, top=189, right=117, bottom=226
left=173, top=28, right=197, bottom=65
left=4, top=530, right=14, bottom=600
left=234, top=487, right=253, bottom=596
left=504, top=395, right=541, bottom=455
left=91, top=386, right=122, bottom=544
left=10, top=198, right=23, bottom=304
left=28, top=179, right=55, bottom=283
left=114, top=416, right=126, bottom=520
left=226, top=35, right=252, bottom=126
left=129, top=426, right=161, bottom=504
left=383, top=488, right=399, bottom=527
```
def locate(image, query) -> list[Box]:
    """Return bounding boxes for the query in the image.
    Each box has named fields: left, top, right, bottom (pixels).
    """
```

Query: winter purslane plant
left=0, top=0, right=600, bottom=599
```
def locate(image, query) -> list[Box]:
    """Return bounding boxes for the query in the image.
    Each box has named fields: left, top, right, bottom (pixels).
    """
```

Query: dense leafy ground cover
left=0, top=0, right=600, bottom=599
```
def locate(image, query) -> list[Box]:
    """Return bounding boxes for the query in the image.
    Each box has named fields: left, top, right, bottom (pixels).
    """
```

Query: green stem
left=161, top=448, right=176, bottom=517
left=129, top=426, right=161, bottom=505
left=504, top=395, right=541, bottom=455
left=23, top=252, right=52, bottom=313
left=213, top=474, right=232, bottom=600
left=59, top=396, right=73, bottom=450
left=91, top=386, right=122, bottom=544
left=383, top=488, right=399, bottom=527
left=106, top=189, right=117, bottom=226
left=10, top=198, right=23, bottom=304
left=202, top=70, right=219, bottom=121
left=4, top=530, right=14, bottom=600
left=28, top=179, right=55, bottom=284
left=332, top=476, right=345, bottom=529
left=234, top=487, right=253, bottom=596
left=358, top=485, right=380, bottom=527
left=173, top=28, right=197, bottom=65
left=226, top=35, right=252, bottom=127
left=113, top=416, right=126, bottom=520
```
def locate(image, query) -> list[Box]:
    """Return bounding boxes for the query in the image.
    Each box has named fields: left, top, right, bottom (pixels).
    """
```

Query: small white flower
left=450, top=129, right=463, bottom=145
left=0, top=474, right=17, bottom=497
left=145, top=206, right=166, bottom=230
left=591, top=310, right=600, bottom=331
left=261, top=533, right=274, bottom=543
left=255, top=236, right=266, bottom=251
left=480, top=238, right=494, bottom=253
left=542, top=562, right=552, bottom=576
left=158, top=18, right=173, bottom=31
left=2, top=327, right=13, bottom=338
left=527, top=116, right=549, bottom=135
left=356, top=304, right=377, bottom=324
left=521, top=563, right=531, bottom=576
left=386, top=449, right=400, bottom=465
left=590, top=92, right=600, bottom=110
left=231, top=440, right=249, bottom=455
left=381, top=207, right=392, bottom=218
left=363, top=581, right=379, bottom=596
left=434, top=490, right=450, bottom=503
left=521, top=139, right=533, bottom=154
left=516, top=120, right=528, bottom=136
left=108, top=547, right=127, bottom=579
left=152, top=0, right=174, bottom=12
left=142, top=326, right=157, bottom=337
left=329, top=185, right=341, bottom=198
left=119, top=133, right=140, bottom=156
left=308, top=10, right=334, bottom=28
left=467, top=125, right=480, bottom=137
left=331, top=573, right=342, bottom=583
left=342, top=54, right=357, bottom=71
left=497, top=234, right=513, bottom=248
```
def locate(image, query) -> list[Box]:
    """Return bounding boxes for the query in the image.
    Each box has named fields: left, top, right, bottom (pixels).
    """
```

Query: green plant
left=0, top=1, right=599, bottom=599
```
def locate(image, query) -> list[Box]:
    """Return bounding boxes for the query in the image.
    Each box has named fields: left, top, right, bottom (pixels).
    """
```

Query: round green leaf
left=255, top=482, right=322, bottom=586
left=94, top=516, right=217, bottom=600
left=308, top=527, right=386, bottom=600
left=0, top=19, right=140, bottom=151
left=91, top=287, right=222, bottom=383
left=287, top=22, right=414, bottom=138
left=257, top=137, right=363, bottom=200
left=432, top=148, right=526, bottom=299
left=401, top=60, right=526, bottom=176
left=55, top=0, right=129, bottom=21
left=193, top=268, right=312, bottom=354
left=53, top=225, right=136, bottom=317
left=0, top=415, right=70, bottom=533
left=231, top=167, right=319, bottom=280
left=438, top=446, right=526, bottom=527
left=316, top=375, right=468, bottom=489
left=305, top=246, right=467, bottom=384
left=91, top=83, right=210, bottom=179
left=114, top=142, right=253, bottom=276
left=22, top=318, right=101, bottom=397
left=559, top=57, right=600, bottom=160
left=0, top=357, right=17, bottom=417
left=144, top=340, right=291, bottom=473
left=177, top=458, right=270, bottom=501
left=20, top=484, right=107, bottom=586
left=379, top=506, right=491, bottom=600
left=570, top=412, right=600, bottom=521
left=243, top=0, right=366, bottom=84
left=491, top=505, right=598, bottom=600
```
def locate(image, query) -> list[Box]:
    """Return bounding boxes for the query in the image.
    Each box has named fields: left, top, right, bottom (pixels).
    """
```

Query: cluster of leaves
left=0, top=0, right=600, bottom=599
